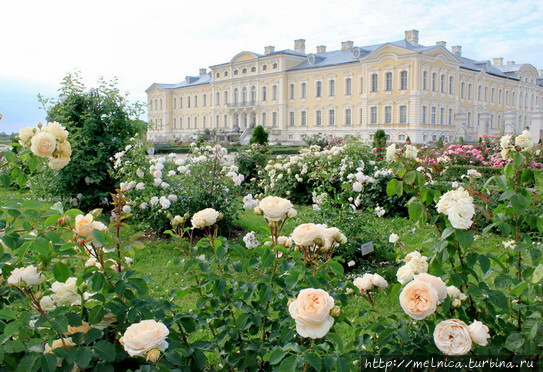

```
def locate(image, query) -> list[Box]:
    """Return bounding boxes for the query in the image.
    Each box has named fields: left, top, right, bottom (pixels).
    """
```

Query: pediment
left=421, top=46, right=463, bottom=65
left=230, top=51, right=259, bottom=64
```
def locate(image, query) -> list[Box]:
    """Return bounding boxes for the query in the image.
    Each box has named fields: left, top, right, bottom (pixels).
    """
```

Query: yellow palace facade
left=146, top=30, right=543, bottom=144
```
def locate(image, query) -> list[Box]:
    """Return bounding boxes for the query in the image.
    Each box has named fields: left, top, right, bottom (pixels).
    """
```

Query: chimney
left=493, top=57, right=503, bottom=66
left=451, top=45, right=462, bottom=56
left=436, top=41, right=446, bottom=48
left=199, top=68, right=207, bottom=75
left=341, top=41, right=354, bottom=50
left=294, top=39, right=306, bottom=54
left=316, top=45, right=327, bottom=54
left=507, top=61, right=516, bottom=65
left=264, top=45, right=275, bottom=54
left=405, top=29, right=419, bottom=45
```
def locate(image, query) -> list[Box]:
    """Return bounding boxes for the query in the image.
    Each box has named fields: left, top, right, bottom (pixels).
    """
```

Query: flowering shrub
left=110, top=141, right=242, bottom=232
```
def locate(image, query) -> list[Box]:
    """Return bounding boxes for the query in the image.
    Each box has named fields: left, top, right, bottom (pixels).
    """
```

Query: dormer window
left=272, top=63, right=278, bottom=69
left=242, top=68, right=247, bottom=74
left=216, top=72, right=220, bottom=78
left=262, top=64, right=268, bottom=71
left=251, top=66, right=256, bottom=72
left=234, top=69, right=238, bottom=75
left=224, top=71, right=228, bottom=76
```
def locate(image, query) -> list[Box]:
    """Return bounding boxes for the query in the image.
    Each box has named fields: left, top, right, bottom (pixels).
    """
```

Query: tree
left=249, top=125, right=269, bottom=145
left=38, top=72, right=146, bottom=209
left=373, top=129, right=387, bottom=148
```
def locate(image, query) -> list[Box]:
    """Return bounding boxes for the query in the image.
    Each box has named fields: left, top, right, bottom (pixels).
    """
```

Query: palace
left=146, top=30, right=543, bottom=144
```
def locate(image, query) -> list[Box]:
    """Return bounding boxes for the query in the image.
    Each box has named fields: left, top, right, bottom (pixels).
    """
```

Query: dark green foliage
left=373, top=129, right=387, bottom=148
left=39, top=73, right=145, bottom=209
left=405, top=136, right=411, bottom=144
left=249, top=125, right=268, bottom=145
left=234, top=144, right=270, bottom=193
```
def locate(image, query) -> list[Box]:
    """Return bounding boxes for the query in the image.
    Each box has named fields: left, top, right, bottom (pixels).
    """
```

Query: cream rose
left=258, top=196, right=293, bottom=221
left=371, top=273, right=388, bottom=289
left=468, top=320, right=490, bottom=346
left=515, top=130, right=533, bottom=151
left=413, top=273, right=447, bottom=303
left=191, top=208, right=220, bottom=229
left=320, top=227, right=342, bottom=249
left=42, top=121, right=69, bottom=141
left=433, top=319, right=472, bottom=355
left=74, top=214, right=107, bottom=242
left=50, top=277, right=80, bottom=305
left=30, top=131, right=57, bottom=157
left=7, top=265, right=43, bottom=287
left=291, top=223, right=326, bottom=247
left=18, top=127, right=36, bottom=147
left=399, top=280, right=438, bottom=320
left=386, top=143, right=398, bottom=162
left=353, top=274, right=373, bottom=292
left=389, top=233, right=399, bottom=244
left=44, top=337, right=76, bottom=354
left=289, top=288, right=335, bottom=339
left=404, top=145, right=418, bottom=160
left=49, top=156, right=71, bottom=170
left=121, top=319, right=169, bottom=357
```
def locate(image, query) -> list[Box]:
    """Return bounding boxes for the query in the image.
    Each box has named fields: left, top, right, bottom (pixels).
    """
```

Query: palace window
left=301, top=111, right=307, bottom=126
left=400, top=71, right=408, bottom=90
left=316, top=110, right=322, bottom=126
left=251, top=86, right=256, bottom=102
left=345, top=78, right=352, bottom=95
left=316, top=81, right=322, bottom=97
left=329, top=79, right=335, bottom=96
left=385, top=106, right=392, bottom=124
left=262, top=112, right=266, bottom=126
left=440, top=74, right=446, bottom=93
left=371, top=73, right=378, bottom=92
left=262, top=86, right=267, bottom=101
left=440, top=107, right=445, bottom=125
left=423, top=71, right=428, bottom=90
left=224, top=91, right=228, bottom=104
left=272, top=112, right=277, bottom=126
left=289, top=111, right=295, bottom=126
left=399, top=105, right=407, bottom=124
left=432, top=73, right=437, bottom=91
left=328, top=109, right=335, bottom=126
left=431, top=107, right=436, bottom=124
left=301, top=82, right=307, bottom=98
left=289, top=83, right=295, bottom=99
left=216, top=92, right=220, bottom=106
left=449, top=76, right=454, bottom=94
left=385, top=72, right=393, bottom=91
left=345, top=108, right=352, bottom=125
left=370, top=107, right=377, bottom=124
left=272, top=85, right=278, bottom=100
left=422, top=106, right=427, bottom=124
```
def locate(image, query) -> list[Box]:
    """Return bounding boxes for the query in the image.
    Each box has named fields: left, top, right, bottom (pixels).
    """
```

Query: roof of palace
left=148, top=36, right=540, bottom=91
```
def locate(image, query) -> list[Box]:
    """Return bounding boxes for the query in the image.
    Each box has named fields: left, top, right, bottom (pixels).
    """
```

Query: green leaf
left=92, top=229, right=108, bottom=246
left=532, top=263, right=543, bottom=283
left=93, top=340, right=116, bottom=362
left=488, top=290, right=509, bottom=310
left=386, top=179, right=398, bottom=197
left=478, top=254, right=491, bottom=274
left=16, top=354, right=39, bottom=372
left=0, top=309, right=18, bottom=320
left=52, top=262, right=71, bottom=282
left=327, top=260, right=344, bottom=277
left=303, top=353, right=322, bottom=371
left=50, top=202, right=64, bottom=214
left=279, top=354, right=298, bottom=372
left=404, top=170, right=416, bottom=185
left=40, top=354, right=58, bottom=372
left=454, top=229, right=474, bottom=250
left=505, top=333, right=525, bottom=352
left=75, top=346, right=93, bottom=368
left=535, top=172, right=543, bottom=193
left=284, top=274, right=300, bottom=291
left=268, top=347, right=288, bottom=365
left=89, top=306, right=105, bottom=325
left=0, top=174, right=10, bottom=188
left=408, top=200, right=425, bottom=223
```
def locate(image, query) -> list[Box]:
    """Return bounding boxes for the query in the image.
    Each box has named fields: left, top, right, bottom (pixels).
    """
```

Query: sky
left=1, top=0, right=542, bottom=133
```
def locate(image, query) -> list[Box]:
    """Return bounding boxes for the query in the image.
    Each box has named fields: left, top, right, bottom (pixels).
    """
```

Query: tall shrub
left=249, top=125, right=268, bottom=145
left=38, top=72, right=146, bottom=209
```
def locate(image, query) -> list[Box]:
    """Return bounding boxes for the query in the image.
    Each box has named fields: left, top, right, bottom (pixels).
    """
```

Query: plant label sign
left=360, top=241, right=374, bottom=256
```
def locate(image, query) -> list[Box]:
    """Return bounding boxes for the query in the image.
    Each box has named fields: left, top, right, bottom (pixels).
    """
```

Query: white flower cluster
left=18, top=122, right=72, bottom=170
left=500, top=130, right=533, bottom=159
left=396, top=251, right=429, bottom=285
left=39, top=277, right=82, bottom=311
left=242, top=231, right=260, bottom=249
left=436, top=187, right=475, bottom=229
left=353, top=273, right=388, bottom=292
left=224, top=165, right=245, bottom=186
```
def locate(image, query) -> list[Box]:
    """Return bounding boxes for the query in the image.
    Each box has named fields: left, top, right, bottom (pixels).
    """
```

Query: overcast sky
left=1, top=0, right=542, bottom=133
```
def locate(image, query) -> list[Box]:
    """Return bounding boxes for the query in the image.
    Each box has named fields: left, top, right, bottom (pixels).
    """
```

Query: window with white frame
left=328, top=109, right=335, bottom=125
left=371, top=73, right=378, bottom=92
left=262, top=112, right=266, bottom=126
left=272, top=112, right=277, bottom=126
left=399, top=105, right=407, bottom=124
left=224, top=91, right=228, bottom=104
left=491, top=88, right=495, bottom=103
left=194, top=117, right=198, bottom=128
left=289, top=83, right=295, bottom=99
left=399, top=134, right=406, bottom=141
left=216, top=92, right=220, bottom=106
left=251, top=86, right=256, bottom=102
left=203, top=94, right=206, bottom=107
left=478, top=85, right=482, bottom=101
left=329, top=79, right=335, bottom=96
left=160, top=99, right=162, bottom=110
left=216, top=115, right=219, bottom=128
left=384, top=106, right=392, bottom=124
left=301, top=111, right=307, bottom=126
left=179, top=118, right=183, bottom=128
left=432, top=73, right=437, bottom=91
left=449, top=76, right=454, bottom=94
left=385, top=72, right=393, bottom=91
left=173, top=118, right=176, bottom=129
left=345, top=78, right=352, bottom=95
left=194, top=95, right=198, bottom=108
left=345, top=108, right=352, bottom=125
left=262, top=86, right=267, bottom=101
left=359, top=108, right=363, bottom=125
left=440, top=108, right=445, bottom=125
left=423, top=71, right=428, bottom=90
left=187, top=117, right=191, bottom=128
left=316, top=110, right=322, bottom=126
left=440, top=74, right=445, bottom=93
left=224, top=114, right=228, bottom=128
left=461, top=82, right=465, bottom=98
left=468, top=83, right=472, bottom=100
left=370, top=107, right=377, bottom=124
left=301, top=82, right=307, bottom=99
left=422, top=106, right=427, bottom=124
left=448, top=109, right=453, bottom=125
left=173, top=98, right=176, bottom=110
left=316, top=81, right=322, bottom=97
left=187, top=97, right=191, bottom=108
left=289, top=111, right=295, bottom=126
left=431, top=107, right=436, bottom=124
left=272, top=85, right=277, bottom=100
left=400, top=71, right=408, bottom=90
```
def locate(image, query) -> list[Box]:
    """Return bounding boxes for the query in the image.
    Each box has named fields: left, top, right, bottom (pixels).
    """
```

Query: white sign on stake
left=360, top=241, right=374, bottom=256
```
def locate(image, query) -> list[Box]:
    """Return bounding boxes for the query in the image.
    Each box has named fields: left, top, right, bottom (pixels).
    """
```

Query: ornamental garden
left=0, top=78, right=542, bottom=371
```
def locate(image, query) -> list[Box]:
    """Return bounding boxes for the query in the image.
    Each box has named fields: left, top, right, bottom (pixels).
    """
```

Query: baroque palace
left=146, top=30, right=543, bottom=144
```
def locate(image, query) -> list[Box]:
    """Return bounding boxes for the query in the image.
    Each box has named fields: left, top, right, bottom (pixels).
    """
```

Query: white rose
left=74, top=214, right=107, bottom=242
left=191, top=208, right=220, bottom=229
left=370, top=273, right=388, bottom=289
left=30, top=131, right=57, bottom=157
left=121, top=320, right=169, bottom=357
left=399, top=280, right=438, bottom=320
left=447, top=198, right=474, bottom=229
left=320, top=227, right=342, bottom=249
left=353, top=274, right=374, bottom=292
left=352, top=182, right=363, bottom=192
left=388, top=233, right=399, bottom=244
left=291, top=223, right=326, bottom=247
left=386, top=143, right=398, bottom=162
left=45, top=338, right=76, bottom=354
left=396, top=264, right=416, bottom=285
left=515, top=130, right=533, bottom=151
left=404, top=145, right=418, bottom=160
left=159, top=196, right=171, bottom=209
left=434, top=319, right=472, bottom=355
left=7, top=265, right=43, bottom=287
left=243, top=231, right=260, bottom=249
left=42, top=121, right=69, bottom=141
left=50, top=277, right=79, bottom=305
left=288, top=288, right=335, bottom=339
left=468, top=320, right=490, bottom=346
left=39, top=295, right=56, bottom=312
left=413, top=273, right=447, bottom=303
left=258, top=196, right=293, bottom=221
